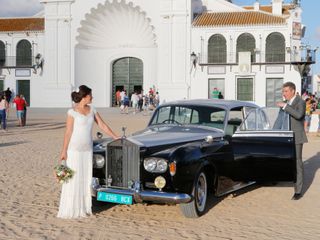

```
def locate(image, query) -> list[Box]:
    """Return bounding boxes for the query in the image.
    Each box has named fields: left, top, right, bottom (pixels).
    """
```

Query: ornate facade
left=0, top=0, right=312, bottom=107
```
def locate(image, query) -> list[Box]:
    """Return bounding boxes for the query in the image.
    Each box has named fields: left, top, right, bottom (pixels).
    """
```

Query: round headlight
left=156, top=159, right=168, bottom=173
left=154, top=176, right=166, bottom=190
left=144, top=159, right=157, bottom=172
left=93, top=154, right=105, bottom=168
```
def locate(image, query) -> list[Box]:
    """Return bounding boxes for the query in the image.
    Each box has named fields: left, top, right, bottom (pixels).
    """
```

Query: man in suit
left=277, top=82, right=308, bottom=200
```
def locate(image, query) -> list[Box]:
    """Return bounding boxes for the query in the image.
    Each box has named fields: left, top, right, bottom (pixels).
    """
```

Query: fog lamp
left=154, top=176, right=166, bottom=190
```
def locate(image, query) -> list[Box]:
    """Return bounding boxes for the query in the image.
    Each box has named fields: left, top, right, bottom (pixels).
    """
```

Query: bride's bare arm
left=94, top=112, right=119, bottom=139
left=60, top=115, right=74, bottom=161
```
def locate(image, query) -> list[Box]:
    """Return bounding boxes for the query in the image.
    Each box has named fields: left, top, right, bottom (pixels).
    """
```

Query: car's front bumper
left=91, top=177, right=191, bottom=204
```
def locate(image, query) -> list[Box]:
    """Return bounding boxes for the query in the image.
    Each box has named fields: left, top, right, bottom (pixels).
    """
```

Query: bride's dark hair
left=71, top=85, right=92, bottom=103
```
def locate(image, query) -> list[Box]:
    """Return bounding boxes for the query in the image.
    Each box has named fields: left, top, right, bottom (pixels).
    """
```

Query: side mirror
left=96, top=132, right=103, bottom=139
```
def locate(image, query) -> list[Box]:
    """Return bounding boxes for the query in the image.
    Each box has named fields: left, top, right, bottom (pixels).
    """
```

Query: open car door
left=231, top=108, right=296, bottom=182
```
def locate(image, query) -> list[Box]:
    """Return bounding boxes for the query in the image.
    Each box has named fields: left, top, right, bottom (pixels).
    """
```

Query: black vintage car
left=92, top=99, right=295, bottom=218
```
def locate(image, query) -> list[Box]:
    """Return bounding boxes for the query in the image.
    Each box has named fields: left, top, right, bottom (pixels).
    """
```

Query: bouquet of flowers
left=53, top=161, right=75, bottom=184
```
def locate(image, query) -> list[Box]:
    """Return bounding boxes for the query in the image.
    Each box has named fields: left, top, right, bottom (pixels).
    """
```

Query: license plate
left=97, top=191, right=133, bottom=205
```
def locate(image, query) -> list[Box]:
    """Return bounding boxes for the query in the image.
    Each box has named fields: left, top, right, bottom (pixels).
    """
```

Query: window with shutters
left=208, top=34, right=227, bottom=63
left=266, top=32, right=285, bottom=62
left=236, top=33, right=256, bottom=63
left=266, top=78, right=283, bottom=107
left=237, top=78, right=254, bottom=101
left=16, top=40, right=32, bottom=67
left=0, top=41, right=5, bottom=67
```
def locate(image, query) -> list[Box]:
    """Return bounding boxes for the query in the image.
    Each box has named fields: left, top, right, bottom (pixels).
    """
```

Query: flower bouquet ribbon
left=53, top=160, right=75, bottom=184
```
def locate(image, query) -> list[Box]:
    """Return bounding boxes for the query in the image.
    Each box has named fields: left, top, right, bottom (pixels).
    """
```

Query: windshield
left=149, top=105, right=226, bottom=130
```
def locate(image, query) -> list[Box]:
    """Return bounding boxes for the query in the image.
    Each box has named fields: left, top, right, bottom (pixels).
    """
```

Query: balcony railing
left=0, top=56, right=35, bottom=68
left=198, top=49, right=316, bottom=65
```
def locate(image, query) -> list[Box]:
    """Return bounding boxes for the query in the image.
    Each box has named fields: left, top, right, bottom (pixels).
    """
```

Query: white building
left=0, top=0, right=314, bottom=107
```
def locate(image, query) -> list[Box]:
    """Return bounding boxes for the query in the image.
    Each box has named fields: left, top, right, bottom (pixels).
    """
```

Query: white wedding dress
left=57, top=106, right=96, bottom=218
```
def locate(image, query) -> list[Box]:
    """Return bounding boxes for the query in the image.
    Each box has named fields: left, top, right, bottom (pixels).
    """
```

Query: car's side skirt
left=215, top=176, right=255, bottom=197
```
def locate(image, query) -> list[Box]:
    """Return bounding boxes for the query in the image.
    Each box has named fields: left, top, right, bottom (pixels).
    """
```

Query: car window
left=239, top=107, right=289, bottom=131
left=173, top=107, right=199, bottom=124
left=226, top=108, right=243, bottom=136
left=151, top=106, right=171, bottom=124
left=150, top=105, right=226, bottom=130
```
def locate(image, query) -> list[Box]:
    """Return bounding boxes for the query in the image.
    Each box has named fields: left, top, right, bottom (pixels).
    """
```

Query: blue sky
left=0, top=0, right=319, bottom=73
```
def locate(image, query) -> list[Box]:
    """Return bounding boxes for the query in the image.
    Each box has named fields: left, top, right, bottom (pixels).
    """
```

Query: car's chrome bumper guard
left=91, top=178, right=191, bottom=204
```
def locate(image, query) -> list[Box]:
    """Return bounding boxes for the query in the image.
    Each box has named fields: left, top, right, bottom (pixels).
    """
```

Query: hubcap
left=196, top=172, right=207, bottom=212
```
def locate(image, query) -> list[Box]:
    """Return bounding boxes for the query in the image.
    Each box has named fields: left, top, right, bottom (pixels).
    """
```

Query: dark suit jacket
left=284, top=96, right=308, bottom=144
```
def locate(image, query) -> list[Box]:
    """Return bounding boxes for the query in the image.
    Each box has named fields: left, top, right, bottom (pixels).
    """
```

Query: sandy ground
left=1, top=107, right=320, bottom=240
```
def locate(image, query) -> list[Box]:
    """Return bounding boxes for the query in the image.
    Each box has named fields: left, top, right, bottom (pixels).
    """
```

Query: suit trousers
left=295, top=144, right=304, bottom=194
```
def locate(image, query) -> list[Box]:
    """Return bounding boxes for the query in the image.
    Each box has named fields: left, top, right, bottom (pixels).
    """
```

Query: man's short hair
left=283, top=82, right=296, bottom=92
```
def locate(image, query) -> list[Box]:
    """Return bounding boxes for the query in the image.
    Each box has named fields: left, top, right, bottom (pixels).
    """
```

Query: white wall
left=191, top=19, right=302, bottom=106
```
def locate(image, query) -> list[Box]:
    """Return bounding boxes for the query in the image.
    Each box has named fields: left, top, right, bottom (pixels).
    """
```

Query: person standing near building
left=115, top=89, right=121, bottom=106
left=13, top=94, right=26, bottom=127
left=211, top=87, right=219, bottom=99
left=20, top=94, right=28, bottom=126
left=131, top=91, right=139, bottom=114
left=4, top=87, right=12, bottom=104
left=0, top=94, right=9, bottom=131
left=276, top=82, right=307, bottom=200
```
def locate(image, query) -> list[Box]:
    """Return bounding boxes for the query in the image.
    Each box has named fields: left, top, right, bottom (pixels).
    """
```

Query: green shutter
left=237, top=78, right=253, bottom=101
left=0, top=41, right=5, bottom=66
left=16, top=40, right=32, bottom=67
left=0, top=80, right=3, bottom=91
left=112, top=57, right=143, bottom=105
left=17, top=80, right=30, bottom=105
left=266, top=33, right=285, bottom=62
left=208, top=34, right=227, bottom=63
left=266, top=78, right=283, bottom=107
left=236, top=33, right=256, bottom=63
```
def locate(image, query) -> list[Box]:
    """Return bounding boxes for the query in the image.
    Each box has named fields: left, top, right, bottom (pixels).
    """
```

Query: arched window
left=0, top=41, right=5, bottom=66
left=208, top=34, right=226, bottom=63
left=266, top=32, right=285, bottom=62
left=16, top=40, right=32, bottom=67
left=236, top=33, right=256, bottom=62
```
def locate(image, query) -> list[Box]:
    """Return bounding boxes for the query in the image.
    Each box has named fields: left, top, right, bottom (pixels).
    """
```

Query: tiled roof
left=0, top=18, right=44, bottom=32
left=192, top=11, right=286, bottom=27
left=243, top=4, right=294, bottom=15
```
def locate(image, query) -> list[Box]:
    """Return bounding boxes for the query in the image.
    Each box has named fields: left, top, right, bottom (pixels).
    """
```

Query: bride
left=57, top=85, right=118, bottom=218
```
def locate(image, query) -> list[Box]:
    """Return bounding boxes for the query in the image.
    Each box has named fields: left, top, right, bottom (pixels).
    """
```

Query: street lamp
left=190, top=52, right=197, bottom=69
left=33, top=53, right=44, bottom=74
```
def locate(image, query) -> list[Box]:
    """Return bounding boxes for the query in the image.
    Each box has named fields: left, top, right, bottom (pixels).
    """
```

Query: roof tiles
left=0, top=18, right=44, bottom=32
left=192, top=11, right=286, bottom=27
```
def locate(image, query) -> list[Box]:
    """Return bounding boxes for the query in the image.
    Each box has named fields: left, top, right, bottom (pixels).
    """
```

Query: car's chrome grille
left=107, top=139, right=140, bottom=188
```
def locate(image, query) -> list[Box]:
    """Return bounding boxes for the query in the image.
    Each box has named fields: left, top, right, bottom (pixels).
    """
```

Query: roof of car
left=160, top=99, right=259, bottom=110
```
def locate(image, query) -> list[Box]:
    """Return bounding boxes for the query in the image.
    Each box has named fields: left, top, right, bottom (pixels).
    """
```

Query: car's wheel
left=180, top=171, right=208, bottom=218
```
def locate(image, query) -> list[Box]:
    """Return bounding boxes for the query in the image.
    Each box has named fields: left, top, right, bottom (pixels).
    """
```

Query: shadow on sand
left=302, top=152, right=320, bottom=195
left=0, top=141, right=27, bottom=148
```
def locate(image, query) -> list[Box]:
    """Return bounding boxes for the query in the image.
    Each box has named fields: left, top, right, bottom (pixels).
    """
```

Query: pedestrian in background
left=218, top=92, right=224, bottom=99
left=13, top=94, right=26, bottom=127
left=0, top=94, right=9, bottom=131
left=276, top=82, right=307, bottom=200
left=20, top=94, right=28, bottom=126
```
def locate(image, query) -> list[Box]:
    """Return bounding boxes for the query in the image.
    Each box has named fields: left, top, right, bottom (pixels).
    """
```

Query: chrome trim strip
left=233, top=131, right=293, bottom=138
left=93, top=184, right=192, bottom=204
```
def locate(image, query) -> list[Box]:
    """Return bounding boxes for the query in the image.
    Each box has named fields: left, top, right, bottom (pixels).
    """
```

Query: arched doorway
left=112, top=57, right=143, bottom=106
